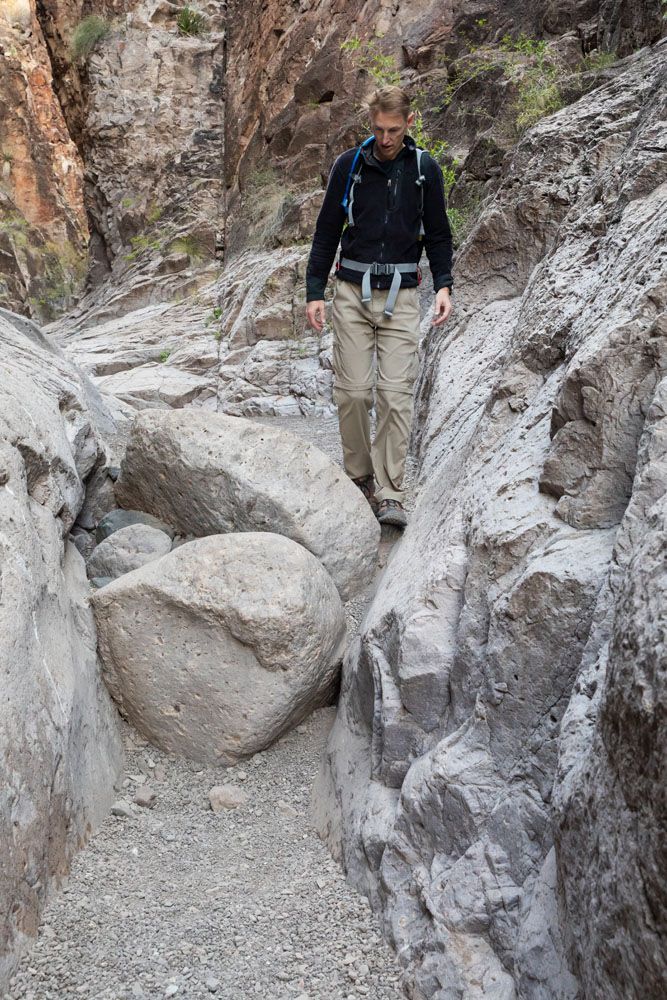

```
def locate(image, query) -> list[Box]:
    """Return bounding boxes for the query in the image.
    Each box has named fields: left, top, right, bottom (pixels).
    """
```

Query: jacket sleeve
left=422, top=154, right=454, bottom=292
left=306, top=153, right=349, bottom=301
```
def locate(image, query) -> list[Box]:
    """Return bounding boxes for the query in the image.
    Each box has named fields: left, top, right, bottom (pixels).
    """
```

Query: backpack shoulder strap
left=415, top=146, right=427, bottom=237
left=341, top=136, right=374, bottom=226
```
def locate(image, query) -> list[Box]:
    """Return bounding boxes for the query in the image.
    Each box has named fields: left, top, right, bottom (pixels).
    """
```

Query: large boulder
left=92, top=532, right=346, bottom=764
left=115, top=409, right=379, bottom=601
left=86, top=523, right=173, bottom=581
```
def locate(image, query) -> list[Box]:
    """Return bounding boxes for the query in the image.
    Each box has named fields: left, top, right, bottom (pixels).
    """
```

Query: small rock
left=133, top=785, right=157, bottom=808
left=165, top=986, right=180, bottom=997
left=209, top=785, right=248, bottom=812
left=205, top=978, right=220, bottom=993
left=277, top=799, right=298, bottom=818
left=154, top=764, right=167, bottom=781
left=111, top=800, right=134, bottom=819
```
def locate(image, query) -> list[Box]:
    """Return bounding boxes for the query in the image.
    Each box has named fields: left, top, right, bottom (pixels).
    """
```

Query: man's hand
left=306, top=300, right=326, bottom=333
left=432, top=287, right=453, bottom=327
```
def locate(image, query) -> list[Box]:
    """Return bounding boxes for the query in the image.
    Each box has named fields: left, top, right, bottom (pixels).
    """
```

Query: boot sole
left=377, top=510, right=407, bottom=528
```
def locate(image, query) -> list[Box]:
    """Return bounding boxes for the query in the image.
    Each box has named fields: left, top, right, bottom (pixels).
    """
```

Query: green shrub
left=176, top=6, right=208, bottom=36
left=582, top=49, right=618, bottom=71
left=340, top=36, right=400, bottom=87
left=70, top=16, right=111, bottom=63
left=515, top=78, right=563, bottom=131
left=159, top=348, right=172, bottom=363
left=500, top=32, right=548, bottom=58
left=167, top=234, right=209, bottom=260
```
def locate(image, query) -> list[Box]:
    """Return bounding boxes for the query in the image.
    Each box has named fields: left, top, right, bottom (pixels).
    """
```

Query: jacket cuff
left=306, top=277, right=327, bottom=301
left=433, top=276, right=453, bottom=293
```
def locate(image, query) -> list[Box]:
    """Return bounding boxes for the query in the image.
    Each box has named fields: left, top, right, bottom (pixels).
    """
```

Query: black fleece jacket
left=306, top=135, right=453, bottom=301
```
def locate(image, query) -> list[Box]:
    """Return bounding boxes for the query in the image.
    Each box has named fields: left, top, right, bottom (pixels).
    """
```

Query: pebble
left=110, top=800, right=135, bottom=819
left=209, top=785, right=248, bottom=812
left=133, top=785, right=157, bottom=809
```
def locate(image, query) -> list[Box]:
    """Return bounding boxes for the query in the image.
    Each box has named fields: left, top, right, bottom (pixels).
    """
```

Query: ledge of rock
left=92, top=532, right=347, bottom=765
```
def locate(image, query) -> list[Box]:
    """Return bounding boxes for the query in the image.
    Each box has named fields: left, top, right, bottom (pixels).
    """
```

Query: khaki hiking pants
left=331, top=277, right=421, bottom=504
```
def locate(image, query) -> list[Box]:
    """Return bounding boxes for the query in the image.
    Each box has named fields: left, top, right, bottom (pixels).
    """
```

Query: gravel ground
left=4, top=414, right=414, bottom=1000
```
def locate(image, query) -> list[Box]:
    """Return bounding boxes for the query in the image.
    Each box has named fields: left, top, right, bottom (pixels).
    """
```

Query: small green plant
left=167, top=234, right=208, bottom=261
left=475, top=17, right=487, bottom=27
left=159, top=348, right=172, bottom=363
left=212, top=329, right=223, bottom=342
left=340, top=36, right=400, bottom=87
left=582, top=49, right=618, bottom=72
left=204, top=306, right=223, bottom=326
left=70, top=15, right=111, bottom=62
left=146, top=201, right=163, bottom=224
left=500, top=32, right=548, bottom=58
left=176, top=6, right=207, bottom=36
left=515, top=76, right=563, bottom=130
left=123, top=232, right=163, bottom=261
left=447, top=192, right=482, bottom=248
left=120, top=195, right=135, bottom=209
left=410, top=110, right=451, bottom=167
left=0, top=212, right=31, bottom=249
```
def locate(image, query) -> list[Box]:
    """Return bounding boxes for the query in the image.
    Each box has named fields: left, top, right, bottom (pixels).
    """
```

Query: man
left=305, top=85, right=453, bottom=528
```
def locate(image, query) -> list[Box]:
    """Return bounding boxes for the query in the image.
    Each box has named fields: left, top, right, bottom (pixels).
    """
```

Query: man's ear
left=406, top=111, right=415, bottom=127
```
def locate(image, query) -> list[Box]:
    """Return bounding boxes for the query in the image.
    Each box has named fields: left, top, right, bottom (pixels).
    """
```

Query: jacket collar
left=361, top=133, right=416, bottom=167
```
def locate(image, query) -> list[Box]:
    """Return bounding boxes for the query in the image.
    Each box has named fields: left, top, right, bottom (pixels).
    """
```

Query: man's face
left=371, top=110, right=415, bottom=161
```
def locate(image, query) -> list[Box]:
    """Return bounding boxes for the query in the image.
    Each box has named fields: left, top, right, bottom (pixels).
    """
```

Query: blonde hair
left=365, top=85, right=411, bottom=120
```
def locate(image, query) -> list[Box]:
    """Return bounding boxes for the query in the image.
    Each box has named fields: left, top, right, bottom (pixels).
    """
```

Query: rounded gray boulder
left=92, top=532, right=347, bottom=764
left=114, top=409, right=380, bottom=600
left=87, top=523, right=173, bottom=581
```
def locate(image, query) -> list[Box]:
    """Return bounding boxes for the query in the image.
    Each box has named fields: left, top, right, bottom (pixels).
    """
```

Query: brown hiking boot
left=352, top=475, right=379, bottom=514
left=377, top=498, right=408, bottom=528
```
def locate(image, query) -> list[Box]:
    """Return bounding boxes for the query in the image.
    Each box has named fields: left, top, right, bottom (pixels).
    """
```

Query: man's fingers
left=306, top=301, right=325, bottom=332
left=432, top=296, right=452, bottom=327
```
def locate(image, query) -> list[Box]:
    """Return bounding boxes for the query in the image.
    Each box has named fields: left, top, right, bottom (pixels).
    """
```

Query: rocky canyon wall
left=314, top=38, right=667, bottom=1000
left=0, top=309, right=124, bottom=985
left=0, top=0, right=87, bottom=318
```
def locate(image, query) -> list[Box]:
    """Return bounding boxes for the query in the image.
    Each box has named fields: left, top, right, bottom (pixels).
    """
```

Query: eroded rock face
left=0, top=311, right=123, bottom=987
left=52, top=248, right=334, bottom=418
left=115, top=408, right=380, bottom=600
left=0, top=1, right=87, bottom=318
left=92, top=532, right=347, bottom=765
left=314, top=41, right=667, bottom=999
left=553, top=373, right=667, bottom=1000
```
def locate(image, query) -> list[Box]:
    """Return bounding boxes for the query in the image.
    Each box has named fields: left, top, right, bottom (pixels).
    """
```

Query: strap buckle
left=369, top=262, right=394, bottom=276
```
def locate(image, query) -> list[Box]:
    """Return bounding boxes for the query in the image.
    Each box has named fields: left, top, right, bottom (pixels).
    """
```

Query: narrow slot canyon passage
left=4, top=417, right=410, bottom=1000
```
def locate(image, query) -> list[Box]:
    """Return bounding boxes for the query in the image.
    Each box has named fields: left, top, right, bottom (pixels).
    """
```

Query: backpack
left=340, top=136, right=428, bottom=238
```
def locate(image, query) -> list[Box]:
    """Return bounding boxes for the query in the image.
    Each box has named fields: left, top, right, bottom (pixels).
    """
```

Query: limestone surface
left=115, top=408, right=380, bottom=600
left=92, top=533, right=347, bottom=765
